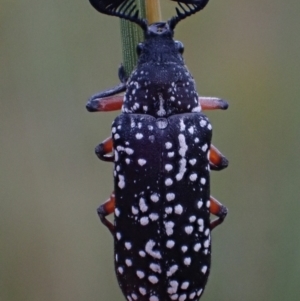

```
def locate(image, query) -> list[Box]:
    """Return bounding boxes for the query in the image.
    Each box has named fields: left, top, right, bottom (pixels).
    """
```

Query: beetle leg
left=86, top=65, right=127, bottom=112
left=97, top=192, right=115, bottom=235
left=95, top=136, right=114, bottom=162
left=209, top=144, right=228, bottom=171
left=199, top=96, right=229, bottom=110
left=209, top=195, right=228, bottom=230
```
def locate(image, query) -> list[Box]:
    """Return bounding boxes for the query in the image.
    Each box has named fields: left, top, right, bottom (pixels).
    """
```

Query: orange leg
left=87, top=95, right=123, bottom=112
left=95, top=136, right=114, bottom=162
left=199, top=96, right=229, bottom=110
left=209, top=195, right=228, bottom=230
left=97, top=192, right=115, bottom=235
left=209, top=144, right=228, bottom=171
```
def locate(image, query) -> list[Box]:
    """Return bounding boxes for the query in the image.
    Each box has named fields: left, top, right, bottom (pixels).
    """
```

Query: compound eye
left=137, top=43, right=144, bottom=56
left=175, top=40, right=184, bottom=54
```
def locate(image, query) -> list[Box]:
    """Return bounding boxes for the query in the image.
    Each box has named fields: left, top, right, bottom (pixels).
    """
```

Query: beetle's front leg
left=199, top=96, right=228, bottom=110
left=95, top=136, right=114, bottom=162
left=209, top=144, right=228, bottom=170
left=86, top=65, right=127, bottom=112
left=209, top=195, right=228, bottom=230
left=97, top=192, right=115, bottom=235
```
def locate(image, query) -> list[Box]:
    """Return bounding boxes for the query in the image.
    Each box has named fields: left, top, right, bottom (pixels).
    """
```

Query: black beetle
left=86, top=1, right=229, bottom=301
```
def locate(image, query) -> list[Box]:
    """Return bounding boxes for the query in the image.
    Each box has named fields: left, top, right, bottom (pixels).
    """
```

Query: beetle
left=86, top=0, right=229, bottom=300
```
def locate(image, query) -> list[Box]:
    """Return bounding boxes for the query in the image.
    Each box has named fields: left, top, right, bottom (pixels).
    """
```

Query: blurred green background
left=1, top=0, right=300, bottom=300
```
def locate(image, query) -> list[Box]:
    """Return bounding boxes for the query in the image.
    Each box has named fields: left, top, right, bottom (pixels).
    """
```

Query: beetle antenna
left=89, top=0, right=148, bottom=30
left=168, top=0, right=210, bottom=30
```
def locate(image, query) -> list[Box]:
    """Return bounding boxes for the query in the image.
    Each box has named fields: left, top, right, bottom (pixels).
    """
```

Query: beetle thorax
left=122, top=23, right=201, bottom=118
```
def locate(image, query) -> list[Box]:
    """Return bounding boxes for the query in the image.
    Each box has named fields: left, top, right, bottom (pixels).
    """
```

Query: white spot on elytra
left=140, top=217, right=149, bottom=226
left=118, top=175, right=125, bottom=189
left=138, top=159, right=146, bottom=166
left=189, top=159, right=196, bottom=165
left=189, top=292, right=196, bottom=299
left=168, top=152, right=175, bottom=158
left=131, top=293, right=137, bottom=300
left=185, top=226, right=193, bottom=234
left=181, top=282, right=189, bottom=290
left=167, top=264, right=178, bottom=276
left=170, top=294, right=178, bottom=300
left=174, top=204, right=183, bottom=215
left=179, top=294, right=187, bottom=301
left=149, top=213, right=159, bottom=221
left=168, top=280, right=179, bottom=294
left=200, top=178, right=206, bottom=185
left=125, top=242, right=132, bottom=250
left=125, top=148, right=134, bottom=155
left=139, top=287, right=146, bottom=295
left=204, top=238, right=210, bottom=248
left=125, top=158, right=130, bottom=164
left=166, top=193, right=175, bottom=201
left=113, top=208, right=120, bottom=218
left=206, top=200, right=210, bottom=208
left=150, top=296, right=159, bottom=301
left=166, top=240, right=175, bottom=248
left=197, top=289, right=203, bottom=296
left=207, top=124, right=212, bottom=130
left=184, top=257, right=191, bottom=266
left=148, top=275, right=159, bottom=284
left=132, top=206, right=138, bottom=215
left=165, top=221, right=175, bottom=236
left=200, top=119, right=207, bottom=127
left=202, top=144, right=208, bottom=152
left=139, top=250, right=146, bottom=257
left=178, top=134, right=188, bottom=157
left=176, top=158, right=187, bottom=181
left=180, top=119, right=186, bottom=131
left=136, top=133, right=143, bottom=139
left=165, top=207, right=173, bottom=214
left=165, top=142, right=172, bottom=149
left=198, top=219, right=204, bottom=232
left=118, top=267, right=123, bottom=274
left=189, top=173, right=198, bottom=181
left=165, top=164, right=173, bottom=171
left=139, top=197, right=148, bottom=212
left=116, top=232, right=121, bottom=240
left=201, top=265, right=208, bottom=274
left=136, top=270, right=145, bottom=279
left=150, top=263, right=161, bottom=273
left=189, top=216, right=196, bottom=222
left=194, top=243, right=201, bottom=252
left=125, top=259, right=132, bottom=266
left=165, top=178, right=173, bottom=186
left=197, top=200, right=203, bottom=209
left=188, top=126, right=194, bottom=134
left=150, top=193, right=159, bottom=202
left=181, top=245, right=188, bottom=253
left=145, top=240, right=162, bottom=259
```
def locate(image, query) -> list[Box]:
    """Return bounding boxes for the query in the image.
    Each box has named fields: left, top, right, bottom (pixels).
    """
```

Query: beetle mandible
left=86, top=1, right=229, bottom=300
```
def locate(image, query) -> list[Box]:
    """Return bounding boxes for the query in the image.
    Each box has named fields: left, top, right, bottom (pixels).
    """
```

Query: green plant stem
left=120, top=0, right=162, bottom=77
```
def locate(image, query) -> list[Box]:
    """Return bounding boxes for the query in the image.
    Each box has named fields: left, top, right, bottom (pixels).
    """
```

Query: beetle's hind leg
left=209, top=195, right=228, bottom=230
left=209, top=144, right=228, bottom=171
left=97, top=192, right=115, bottom=235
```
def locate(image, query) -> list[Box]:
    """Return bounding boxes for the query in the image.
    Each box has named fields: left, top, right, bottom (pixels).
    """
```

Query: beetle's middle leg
left=97, top=192, right=115, bottom=235
left=209, top=195, right=228, bottom=230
